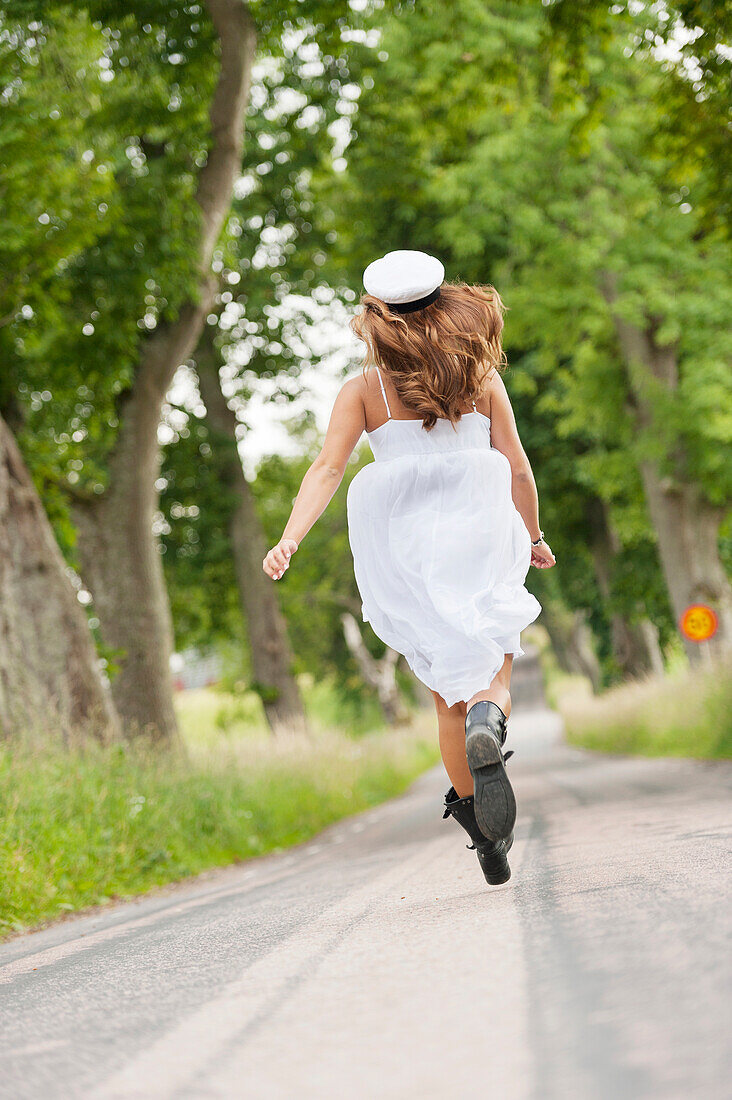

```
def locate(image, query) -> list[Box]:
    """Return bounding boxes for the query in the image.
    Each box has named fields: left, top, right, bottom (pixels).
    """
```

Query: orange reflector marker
left=679, top=604, right=718, bottom=642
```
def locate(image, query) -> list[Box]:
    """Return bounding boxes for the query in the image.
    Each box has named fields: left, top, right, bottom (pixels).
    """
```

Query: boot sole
left=466, top=730, right=516, bottom=843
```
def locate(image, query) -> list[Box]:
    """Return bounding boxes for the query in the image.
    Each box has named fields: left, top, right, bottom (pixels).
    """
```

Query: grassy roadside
left=557, top=660, right=732, bottom=760
left=0, top=689, right=440, bottom=939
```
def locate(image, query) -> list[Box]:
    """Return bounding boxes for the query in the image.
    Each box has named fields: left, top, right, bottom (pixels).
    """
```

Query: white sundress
left=346, top=366, right=542, bottom=707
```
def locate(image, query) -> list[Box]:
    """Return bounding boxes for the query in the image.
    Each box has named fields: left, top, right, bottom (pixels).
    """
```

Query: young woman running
left=263, top=250, right=556, bottom=885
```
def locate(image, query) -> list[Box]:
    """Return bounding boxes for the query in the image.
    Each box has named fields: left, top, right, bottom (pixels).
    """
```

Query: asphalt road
left=1, top=691, right=730, bottom=1099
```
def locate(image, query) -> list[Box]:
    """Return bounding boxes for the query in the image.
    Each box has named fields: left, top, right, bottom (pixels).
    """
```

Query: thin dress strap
left=471, top=396, right=478, bottom=411
left=374, top=366, right=392, bottom=419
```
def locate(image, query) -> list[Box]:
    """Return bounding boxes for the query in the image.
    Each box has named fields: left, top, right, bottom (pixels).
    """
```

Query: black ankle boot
left=443, top=787, right=513, bottom=886
left=464, top=701, right=516, bottom=844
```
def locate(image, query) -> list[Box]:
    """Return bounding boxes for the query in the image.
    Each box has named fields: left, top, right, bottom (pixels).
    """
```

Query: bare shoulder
left=342, top=370, right=368, bottom=392
left=326, top=372, right=367, bottom=434
left=357, top=365, right=384, bottom=399
left=338, top=371, right=369, bottom=407
left=478, top=367, right=509, bottom=418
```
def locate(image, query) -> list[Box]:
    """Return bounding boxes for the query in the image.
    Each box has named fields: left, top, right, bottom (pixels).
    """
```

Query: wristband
left=531, top=531, right=544, bottom=546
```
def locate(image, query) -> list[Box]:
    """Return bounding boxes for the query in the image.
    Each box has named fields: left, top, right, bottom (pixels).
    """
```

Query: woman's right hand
left=530, top=540, right=556, bottom=569
left=263, top=538, right=298, bottom=580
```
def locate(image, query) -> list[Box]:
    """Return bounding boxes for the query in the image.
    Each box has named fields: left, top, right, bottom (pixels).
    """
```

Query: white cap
left=363, top=249, right=445, bottom=313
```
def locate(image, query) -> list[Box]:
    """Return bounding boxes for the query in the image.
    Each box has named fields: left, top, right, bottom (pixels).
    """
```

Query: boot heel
left=477, top=840, right=511, bottom=885
left=465, top=730, right=502, bottom=769
left=443, top=787, right=513, bottom=887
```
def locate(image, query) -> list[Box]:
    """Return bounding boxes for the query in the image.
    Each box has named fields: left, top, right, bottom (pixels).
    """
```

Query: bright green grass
left=560, top=660, right=732, bottom=760
left=0, top=690, right=439, bottom=938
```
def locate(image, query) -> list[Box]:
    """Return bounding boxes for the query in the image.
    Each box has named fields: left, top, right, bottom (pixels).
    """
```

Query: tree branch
left=196, top=0, right=257, bottom=274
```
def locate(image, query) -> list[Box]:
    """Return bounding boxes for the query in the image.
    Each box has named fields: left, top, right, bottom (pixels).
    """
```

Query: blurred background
left=0, top=0, right=730, bottom=934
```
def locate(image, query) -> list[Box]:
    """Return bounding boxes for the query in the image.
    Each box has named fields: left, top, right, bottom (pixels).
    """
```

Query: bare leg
left=432, top=653, right=515, bottom=799
left=466, top=653, right=514, bottom=716
left=431, top=692, right=472, bottom=797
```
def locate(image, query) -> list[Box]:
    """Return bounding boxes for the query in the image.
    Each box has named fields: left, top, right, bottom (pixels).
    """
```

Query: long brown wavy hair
left=350, top=281, right=507, bottom=430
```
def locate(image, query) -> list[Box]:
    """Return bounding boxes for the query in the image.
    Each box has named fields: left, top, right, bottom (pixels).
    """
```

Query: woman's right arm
left=263, top=377, right=366, bottom=580
left=485, top=372, right=556, bottom=569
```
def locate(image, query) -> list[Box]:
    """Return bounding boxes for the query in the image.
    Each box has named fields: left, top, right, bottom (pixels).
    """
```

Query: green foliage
left=2, top=5, right=211, bottom=461
left=160, top=423, right=397, bottom=709
left=324, top=0, right=730, bottom=679
left=5, top=0, right=729, bottom=707
left=561, top=659, right=732, bottom=759
left=251, top=446, right=382, bottom=693
left=2, top=0, right=385, bottom=702
left=159, top=412, right=244, bottom=651
left=2, top=0, right=361, bottom=506
left=0, top=688, right=439, bottom=937
left=302, top=673, right=391, bottom=736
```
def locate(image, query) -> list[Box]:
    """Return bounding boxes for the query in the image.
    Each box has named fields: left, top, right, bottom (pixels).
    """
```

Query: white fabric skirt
left=346, top=413, right=541, bottom=707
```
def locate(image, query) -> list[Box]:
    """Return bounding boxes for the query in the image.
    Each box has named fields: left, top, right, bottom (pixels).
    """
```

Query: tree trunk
left=0, top=415, right=118, bottom=742
left=586, top=497, right=665, bottom=678
left=196, top=336, right=308, bottom=735
left=74, top=2, right=257, bottom=741
left=602, top=274, right=732, bottom=660
left=540, top=600, right=602, bottom=692
left=73, top=371, right=181, bottom=741
left=636, top=464, right=732, bottom=659
left=341, top=613, right=409, bottom=724
left=638, top=617, right=665, bottom=677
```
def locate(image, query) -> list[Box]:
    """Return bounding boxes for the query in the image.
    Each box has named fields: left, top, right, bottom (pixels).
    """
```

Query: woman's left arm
left=486, top=372, right=556, bottom=570
left=263, top=378, right=366, bottom=580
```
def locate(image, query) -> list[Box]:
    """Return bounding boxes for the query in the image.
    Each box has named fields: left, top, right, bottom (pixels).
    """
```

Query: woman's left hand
left=530, top=540, right=556, bottom=569
left=263, top=538, right=298, bottom=580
